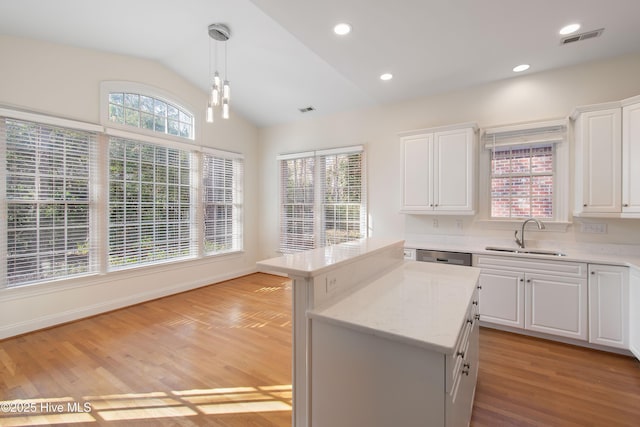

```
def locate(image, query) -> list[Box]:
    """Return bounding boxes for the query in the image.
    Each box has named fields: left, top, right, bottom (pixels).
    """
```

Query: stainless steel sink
left=485, top=246, right=567, bottom=257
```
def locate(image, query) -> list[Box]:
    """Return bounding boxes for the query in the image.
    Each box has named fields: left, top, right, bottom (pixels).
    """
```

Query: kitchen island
left=257, top=238, right=481, bottom=427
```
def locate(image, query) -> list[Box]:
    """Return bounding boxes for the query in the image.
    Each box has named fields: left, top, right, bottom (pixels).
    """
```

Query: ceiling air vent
left=299, top=106, right=315, bottom=113
left=561, top=28, right=604, bottom=45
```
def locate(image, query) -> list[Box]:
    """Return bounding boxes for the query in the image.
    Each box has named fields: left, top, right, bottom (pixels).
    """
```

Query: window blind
left=108, top=136, right=196, bottom=269
left=202, top=149, right=243, bottom=255
left=279, top=155, right=316, bottom=253
left=1, top=117, right=98, bottom=287
left=278, top=146, right=366, bottom=253
left=320, top=151, right=366, bottom=246
left=482, top=119, right=566, bottom=150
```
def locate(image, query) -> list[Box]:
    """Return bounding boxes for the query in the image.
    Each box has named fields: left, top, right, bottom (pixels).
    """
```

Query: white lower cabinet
left=446, top=303, right=479, bottom=427
left=588, top=264, right=629, bottom=348
left=526, top=273, right=588, bottom=340
left=310, top=288, right=479, bottom=427
left=475, top=255, right=588, bottom=340
left=630, top=268, right=640, bottom=359
left=477, top=269, right=524, bottom=328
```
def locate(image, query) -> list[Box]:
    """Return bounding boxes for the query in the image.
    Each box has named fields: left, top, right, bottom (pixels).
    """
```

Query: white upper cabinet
left=400, top=123, right=477, bottom=214
left=622, top=97, right=640, bottom=213
left=573, top=106, right=622, bottom=215
left=401, top=133, right=433, bottom=210
left=573, top=95, right=640, bottom=217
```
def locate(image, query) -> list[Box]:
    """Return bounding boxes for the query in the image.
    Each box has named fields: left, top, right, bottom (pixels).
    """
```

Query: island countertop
left=256, top=238, right=404, bottom=278
left=308, top=260, right=481, bottom=354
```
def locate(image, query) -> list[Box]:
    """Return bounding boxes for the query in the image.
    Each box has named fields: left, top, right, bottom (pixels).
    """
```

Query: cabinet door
left=575, top=108, right=621, bottom=213
left=526, top=273, right=588, bottom=340
left=400, top=134, right=433, bottom=211
left=478, top=269, right=524, bottom=328
left=589, top=265, right=629, bottom=348
left=433, top=128, right=475, bottom=213
left=630, top=268, right=640, bottom=361
left=622, top=102, right=640, bottom=213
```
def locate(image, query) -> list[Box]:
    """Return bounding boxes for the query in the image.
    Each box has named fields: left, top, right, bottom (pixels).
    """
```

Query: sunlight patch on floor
left=0, top=384, right=292, bottom=424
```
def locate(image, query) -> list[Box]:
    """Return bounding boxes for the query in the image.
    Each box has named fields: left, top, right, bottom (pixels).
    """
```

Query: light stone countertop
left=308, top=261, right=481, bottom=355
left=404, top=235, right=640, bottom=269
left=256, top=238, right=403, bottom=278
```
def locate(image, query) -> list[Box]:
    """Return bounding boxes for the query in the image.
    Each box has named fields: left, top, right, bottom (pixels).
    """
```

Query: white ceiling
left=1, top=0, right=640, bottom=127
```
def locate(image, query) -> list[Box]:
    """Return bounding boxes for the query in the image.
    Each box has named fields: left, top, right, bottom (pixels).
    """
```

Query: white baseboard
left=0, top=266, right=257, bottom=340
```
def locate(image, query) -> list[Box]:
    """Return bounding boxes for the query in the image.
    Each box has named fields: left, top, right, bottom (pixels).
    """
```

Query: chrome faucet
left=514, top=218, right=545, bottom=249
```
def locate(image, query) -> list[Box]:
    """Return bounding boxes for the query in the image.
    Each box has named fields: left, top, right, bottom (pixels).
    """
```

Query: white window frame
left=278, top=145, right=367, bottom=253
left=106, top=135, right=197, bottom=271
left=100, top=81, right=197, bottom=143
left=477, top=119, right=571, bottom=231
left=0, top=108, right=103, bottom=288
left=489, top=144, right=555, bottom=219
left=202, top=148, right=244, bottom=256
left=0, top=80, right=244, bottom=289
left=278, top=152, right=316, bottom=253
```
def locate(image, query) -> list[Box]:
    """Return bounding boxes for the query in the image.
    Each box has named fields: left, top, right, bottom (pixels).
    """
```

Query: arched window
left=101, top=82, right=195, bottom=140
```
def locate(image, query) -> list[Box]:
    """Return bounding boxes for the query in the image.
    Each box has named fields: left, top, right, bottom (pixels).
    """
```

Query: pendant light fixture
left=206, top=23, right=231, bottom=122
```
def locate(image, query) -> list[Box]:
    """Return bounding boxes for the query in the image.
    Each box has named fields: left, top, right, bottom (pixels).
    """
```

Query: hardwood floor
left=0, top=273, right=293, bottom=426
left=471, top=328, right=640, bottom=427
left=1, top=272, right=639, bottom=426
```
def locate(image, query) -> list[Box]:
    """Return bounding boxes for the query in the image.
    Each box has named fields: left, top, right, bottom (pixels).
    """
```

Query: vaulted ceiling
left=1, top=0, right=639, bottom=127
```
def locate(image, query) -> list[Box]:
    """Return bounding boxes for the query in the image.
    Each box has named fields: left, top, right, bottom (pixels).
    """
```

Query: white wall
left=0, top=35, right=260, bottom=338
left=257, top=53, right=640, bottom=259
left=3, top=34, right=640, bottom=338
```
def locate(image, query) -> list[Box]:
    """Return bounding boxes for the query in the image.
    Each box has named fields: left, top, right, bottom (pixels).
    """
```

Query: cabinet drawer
left=475, top=254, right=587, bottom=278
left=446, top=320, right=479, bottom=427
left=446, top=290, right=478, bottom=393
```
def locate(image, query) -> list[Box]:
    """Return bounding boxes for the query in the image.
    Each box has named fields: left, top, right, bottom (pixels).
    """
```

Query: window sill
left=475, top=220, right=571, bottom=233
left=0, top=251, right=246, bottom=301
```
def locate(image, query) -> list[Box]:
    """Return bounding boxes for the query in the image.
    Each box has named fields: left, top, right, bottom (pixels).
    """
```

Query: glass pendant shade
left=211, top=85, right=220, bottom=107
left=206, top=104, right=214, bottom=123
left=222, top=99, right=229, bottom=119
left=223, top=80, right=230, bottom=102
left=207, top=24, right=231, bottom=121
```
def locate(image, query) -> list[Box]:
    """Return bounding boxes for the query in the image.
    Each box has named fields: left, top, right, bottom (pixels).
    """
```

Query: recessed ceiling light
left=333, top=23, right=352, bottom=35
left=380, top=73, right=393, bottom=81
left=559, top=23, right=581, bottom=35
left=513, top=64, right=530, bottom=73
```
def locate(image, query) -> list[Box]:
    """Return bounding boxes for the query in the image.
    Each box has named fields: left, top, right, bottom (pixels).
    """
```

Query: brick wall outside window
left=490, top=145, right=553, bottom=219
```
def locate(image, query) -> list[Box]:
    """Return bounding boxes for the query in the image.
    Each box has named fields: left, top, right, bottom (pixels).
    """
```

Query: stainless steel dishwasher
left=414, top=248, right=472, bottom=266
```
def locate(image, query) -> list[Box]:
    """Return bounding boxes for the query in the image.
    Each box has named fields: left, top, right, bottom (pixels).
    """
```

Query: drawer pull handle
left=477, top=285, right=482, bottom=290
left=474, top=314, right=480, bottom=320
left=457, top=351, right=465, bottom=358
left=467, top=319, right=473, bottom=324
left=472, top=300, right=478, bottom=305
left=462, top=362, right=471, bottom=375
